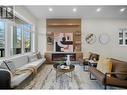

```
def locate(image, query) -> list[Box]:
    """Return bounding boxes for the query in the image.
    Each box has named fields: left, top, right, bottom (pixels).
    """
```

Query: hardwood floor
left=22, top=64, right=123, bottom=90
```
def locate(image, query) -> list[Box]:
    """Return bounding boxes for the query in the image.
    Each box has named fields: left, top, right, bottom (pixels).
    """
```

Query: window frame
left=0, top=20, right=6, bottom=58
left=13, top=25, right=22, bottom=55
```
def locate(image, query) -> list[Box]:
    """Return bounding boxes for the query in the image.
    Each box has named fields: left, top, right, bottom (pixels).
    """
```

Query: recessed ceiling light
left=49, top=8, right=53, bottom=12
left=73, top=8, right=77, bottom=12
left=120, top=8, right=126, bottom=12
left=96, top=8, right=101, bottom=12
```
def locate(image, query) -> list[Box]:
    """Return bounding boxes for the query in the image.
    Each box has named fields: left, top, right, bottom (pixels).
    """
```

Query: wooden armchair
left=83, top=52, right=100, bottom=71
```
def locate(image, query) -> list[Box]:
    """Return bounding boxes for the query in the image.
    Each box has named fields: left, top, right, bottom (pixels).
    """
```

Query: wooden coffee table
left=53, top=63, right=75, bottom=81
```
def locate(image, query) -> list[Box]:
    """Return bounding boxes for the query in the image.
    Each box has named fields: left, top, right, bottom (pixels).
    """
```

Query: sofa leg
left=104, top=85, right=107, bottom=90
left=90, top=73, right=96, bottom=80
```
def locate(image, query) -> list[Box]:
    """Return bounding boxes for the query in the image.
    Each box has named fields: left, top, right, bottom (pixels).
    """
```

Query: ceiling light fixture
left=49, top=8, right=53, bottom=12
left=120, top=8, right=126, bottom=12
left=96, top=8, right=101, bottom=12
left=73, top=8, right=77, bottom=12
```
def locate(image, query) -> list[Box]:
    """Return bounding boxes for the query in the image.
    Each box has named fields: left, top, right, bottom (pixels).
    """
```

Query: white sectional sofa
left=0, top=52, right=46, bottom=88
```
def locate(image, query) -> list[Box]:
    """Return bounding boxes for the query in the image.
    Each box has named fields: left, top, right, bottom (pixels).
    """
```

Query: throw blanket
left=14, top=65, right=37, bottom=76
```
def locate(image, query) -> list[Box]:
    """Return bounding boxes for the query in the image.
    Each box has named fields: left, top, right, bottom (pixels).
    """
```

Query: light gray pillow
left=3, top=60, right=16, bottom=74
left=28, top=54, right=38, bottom=62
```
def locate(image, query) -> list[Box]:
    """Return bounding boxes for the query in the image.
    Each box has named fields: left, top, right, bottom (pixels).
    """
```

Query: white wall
left=82, top=18, right=127, bottom=61
left=14, top=6, right=37, bottom=25
left=37, top=19, right=47, bottom=56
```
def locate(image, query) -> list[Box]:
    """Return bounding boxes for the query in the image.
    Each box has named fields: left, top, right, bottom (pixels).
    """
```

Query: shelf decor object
left=85, top=33, right=96, bottom=44
left=99, top=33, right=110, bottom=45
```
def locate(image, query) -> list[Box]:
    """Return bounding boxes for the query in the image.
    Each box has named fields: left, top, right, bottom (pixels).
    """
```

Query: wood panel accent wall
left=46, top=19, right=81, bottom=52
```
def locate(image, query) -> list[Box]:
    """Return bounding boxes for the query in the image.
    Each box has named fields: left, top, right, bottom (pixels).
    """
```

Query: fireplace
left=52, top=53, right=76, bottom=61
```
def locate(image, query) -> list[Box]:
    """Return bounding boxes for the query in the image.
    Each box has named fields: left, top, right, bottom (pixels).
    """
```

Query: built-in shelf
left=74, top=32, right=81, bottom=36
left=75, top=41, right=81, bottom=44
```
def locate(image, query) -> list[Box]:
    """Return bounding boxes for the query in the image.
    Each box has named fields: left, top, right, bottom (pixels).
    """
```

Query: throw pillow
left=36, top=52, right=42, bottom=59
left=97, top=56, right=112, bottom=75
left=3, top=60, right=16, bottom=75
left=84, top=52, right=91, bottom=59
left=28, top=54, right=38, bottom=62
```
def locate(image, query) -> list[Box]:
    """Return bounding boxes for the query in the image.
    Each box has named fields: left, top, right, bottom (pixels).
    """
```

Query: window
left=118, top=28, right=127, bottom=46
left=13, top=18, right=32, bottom=55
left=0, top=21, right=5, bottom=57
left=0, top=17, right=33, bottom=57
left=24, top=31, right=31, bottom=52
left=13, top=26, right=22, bottom=55
left=23, top=24, right=32, bottom=53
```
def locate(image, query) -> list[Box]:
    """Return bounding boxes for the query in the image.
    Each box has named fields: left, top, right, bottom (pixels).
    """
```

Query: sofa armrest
left=0, top=69, right=12, bottom=89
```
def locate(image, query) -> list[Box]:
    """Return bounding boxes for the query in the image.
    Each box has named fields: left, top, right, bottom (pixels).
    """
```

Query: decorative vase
left=66, top=55, right=71, bottom=66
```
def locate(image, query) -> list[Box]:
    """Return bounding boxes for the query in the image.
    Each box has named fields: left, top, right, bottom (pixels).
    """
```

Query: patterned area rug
left=23, top=64, right=123, bottom=90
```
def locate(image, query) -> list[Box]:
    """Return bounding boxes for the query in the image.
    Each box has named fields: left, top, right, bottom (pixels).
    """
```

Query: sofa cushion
left=11, top=55, right=29, bottom=68
left=97, top=56, right=112, bottom=75
left=28, top=59, right=46, bottom=68
left=28, top=54, right=38, bottom=62
left=11, top=70, right=32, bottom=88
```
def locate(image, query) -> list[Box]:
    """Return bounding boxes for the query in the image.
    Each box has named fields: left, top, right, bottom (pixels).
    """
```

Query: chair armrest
left=105, top=72, right=127, bottom=76
left=104, top=72, right=127, bottom=84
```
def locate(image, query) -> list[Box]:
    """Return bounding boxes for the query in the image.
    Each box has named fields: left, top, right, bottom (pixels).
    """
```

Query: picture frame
left=99, top=33, right=110, bottom=45
left=85, top=33, right=96, bottom=44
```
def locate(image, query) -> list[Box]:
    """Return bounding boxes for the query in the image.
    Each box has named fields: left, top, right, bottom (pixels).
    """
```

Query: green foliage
left=58, top=61, right=65, bottom=64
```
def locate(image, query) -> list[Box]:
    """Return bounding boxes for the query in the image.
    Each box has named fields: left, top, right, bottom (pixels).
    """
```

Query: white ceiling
left=25, top=6, right=127, bottom=19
